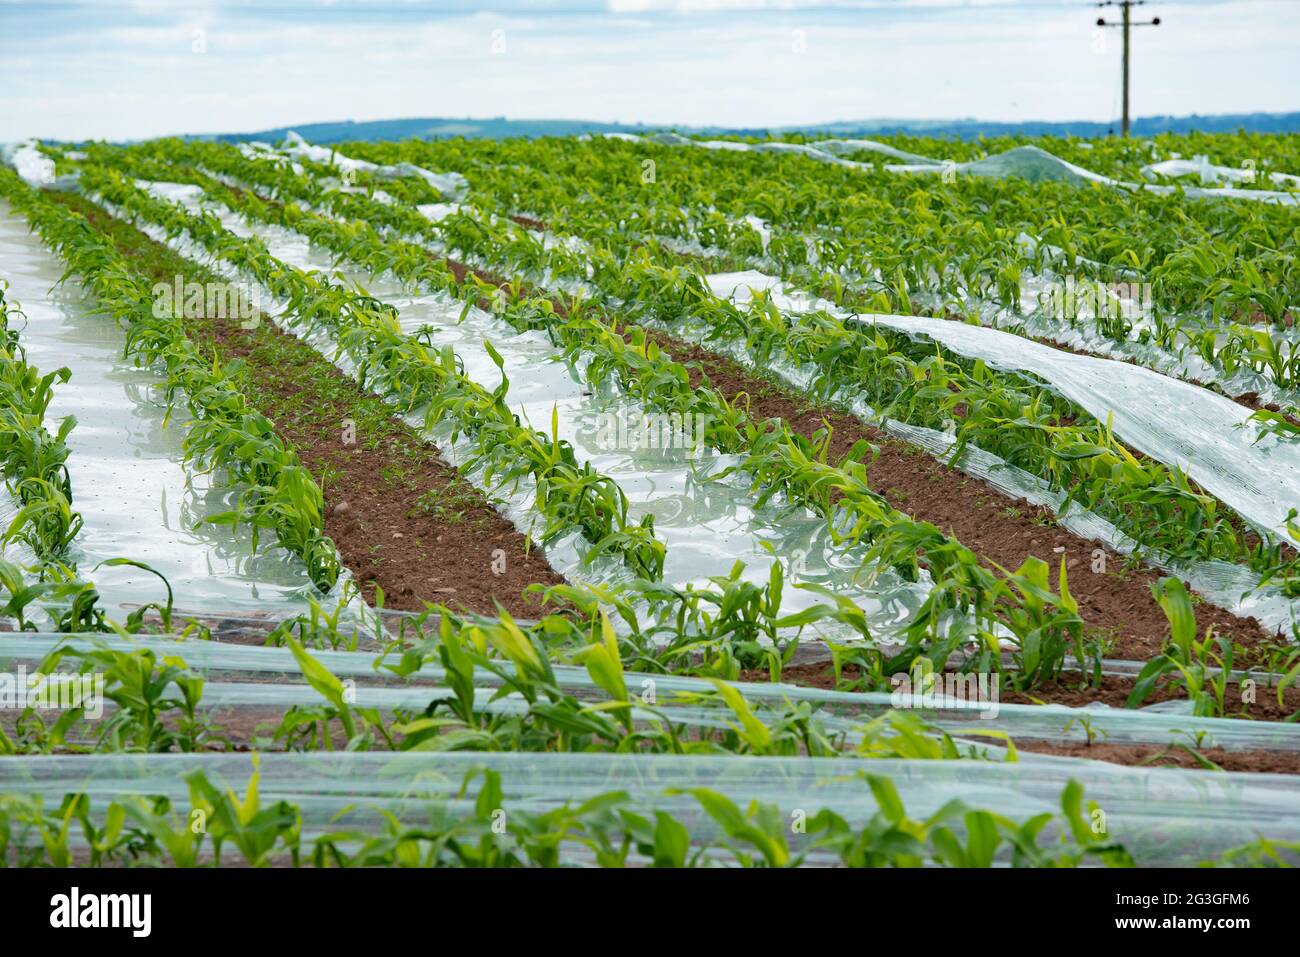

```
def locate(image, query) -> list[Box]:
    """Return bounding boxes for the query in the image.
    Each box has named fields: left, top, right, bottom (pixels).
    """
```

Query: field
left=1, top=128, right=1299, bottom=869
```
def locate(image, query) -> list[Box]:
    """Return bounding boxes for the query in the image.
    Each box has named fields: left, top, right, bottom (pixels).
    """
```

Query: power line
left=1096, top=0, right=1162, bottom=137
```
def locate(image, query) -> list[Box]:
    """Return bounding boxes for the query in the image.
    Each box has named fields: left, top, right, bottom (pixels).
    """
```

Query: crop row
left=0, top=167, right=344, bottom=602
left=0, top=277, right=113, bottom=632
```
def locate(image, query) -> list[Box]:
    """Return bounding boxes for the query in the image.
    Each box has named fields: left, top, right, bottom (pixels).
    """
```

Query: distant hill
left=201, top=111, right=1300, bottom=145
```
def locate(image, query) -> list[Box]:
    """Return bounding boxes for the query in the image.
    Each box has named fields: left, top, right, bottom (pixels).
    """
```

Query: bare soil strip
left=1014, top=740, right=1300, bottom=775
left=751, top=661, right=1300, bottom=719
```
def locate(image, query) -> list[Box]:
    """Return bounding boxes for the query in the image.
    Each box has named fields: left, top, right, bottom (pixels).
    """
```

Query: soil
left=733, top=660, right=1300, bottom=773
left=204, top=321, right=566, bottom=614
left=53, top=193, right=567, bottom=617
left=745, top=661, right=1300, bottom=720
left=1015, top=740, right=1300, bottom=774
left=509, top=213, right=549, bottom=231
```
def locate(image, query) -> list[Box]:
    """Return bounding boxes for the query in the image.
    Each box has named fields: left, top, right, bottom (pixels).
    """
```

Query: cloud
left=0, top=0, right=1296, bottom=140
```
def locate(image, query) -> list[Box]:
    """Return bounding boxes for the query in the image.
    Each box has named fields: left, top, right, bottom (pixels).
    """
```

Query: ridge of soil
left=8, top=704, right=1297, bottom=775
left=747, top=661, right=1300, bottom=720
left=207, top=322, right=565, bottom=614
left=54, top=192, right=566, bottom=616
left=509, top=213, right=548, bottom=231
left=737, top=661, right=1300, bottom=773
left=1015, top=740, right=1300, bottom=775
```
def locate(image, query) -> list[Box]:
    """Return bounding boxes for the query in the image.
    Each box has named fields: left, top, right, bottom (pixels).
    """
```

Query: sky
left=1, top=0, right=1297, bottom=141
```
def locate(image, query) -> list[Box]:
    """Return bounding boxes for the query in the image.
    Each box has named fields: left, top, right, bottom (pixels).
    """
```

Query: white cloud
left=0, top=0, right=1295, bottom=140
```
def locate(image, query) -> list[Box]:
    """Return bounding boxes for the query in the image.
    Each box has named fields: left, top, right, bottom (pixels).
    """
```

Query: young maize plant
left=0, top=278, right=141, bottom=633
left=0, top=282, right=82, bottom=561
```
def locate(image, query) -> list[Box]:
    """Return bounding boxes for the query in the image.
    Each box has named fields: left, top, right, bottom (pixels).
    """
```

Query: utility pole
left=1096, top=1, right=1161, bottom=137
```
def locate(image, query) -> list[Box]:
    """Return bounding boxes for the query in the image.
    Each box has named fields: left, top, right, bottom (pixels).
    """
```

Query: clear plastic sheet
left=0, top=199, right=342, bottom=621
left=280, top=131, right=469, bottom=199
left=616, top=131, right=873, bottom=172
left=812, top=138, right=944, bottom=165
left=706, top=270, right=1300, bottom=547
left=1003, top=253, right=1300, bottom=411
left=1142, top=156, right=1300, bottom=189
left=1, top=142, right=55, bottom=187
left=887, top=145, right=1118, bottom=186
left=4, top=751, right=1299, bottom=865
left=887, top=147, right=1300, bottom=204
left=5, top=633, right=1298, bottom=752
left=603, top=133, right=1300, bottom=206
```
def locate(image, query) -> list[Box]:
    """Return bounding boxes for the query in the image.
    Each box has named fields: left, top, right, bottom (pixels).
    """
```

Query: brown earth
left=1015, top=740, right=1300, bottom=774
left=204, top=321, right=566, bottom=615
left=747, top=661, right=1300, bottom=719
left=509, top=213, right=549, bottom=231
